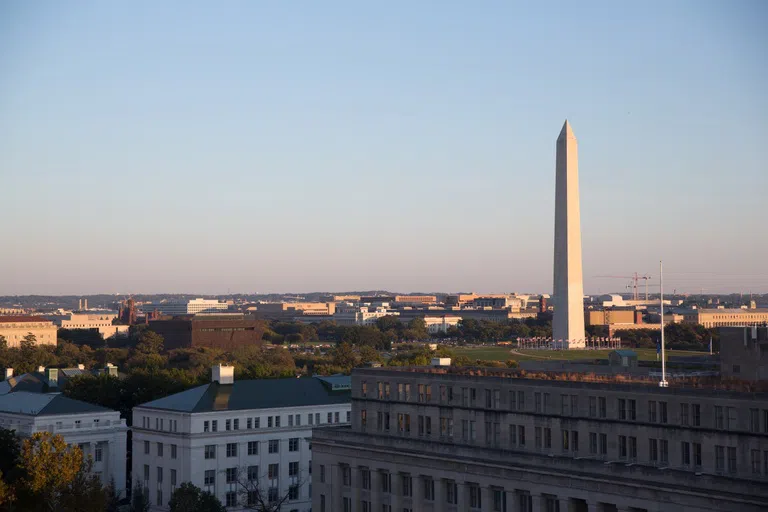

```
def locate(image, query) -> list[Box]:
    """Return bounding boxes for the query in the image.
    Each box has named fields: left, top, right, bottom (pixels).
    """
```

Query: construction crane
left=594, top=273, right=654, bottom=300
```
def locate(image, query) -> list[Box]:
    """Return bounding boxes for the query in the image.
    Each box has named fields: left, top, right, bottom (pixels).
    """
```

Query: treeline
left=614, top=323, right=718, bottom=351
left=264, top=315, right=554, bottom=346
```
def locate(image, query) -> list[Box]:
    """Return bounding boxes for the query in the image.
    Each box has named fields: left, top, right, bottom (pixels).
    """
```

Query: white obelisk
left=553, top=120, right=585, bottom=348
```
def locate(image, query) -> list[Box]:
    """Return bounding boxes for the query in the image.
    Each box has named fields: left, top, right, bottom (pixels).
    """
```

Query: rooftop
left=0, top=391, right=114, bottom=416
left=353, top=366, right=768, bottom=394
left=0, top=315, right=54, bottom=323
left=138, top=375, right=351, bottom=413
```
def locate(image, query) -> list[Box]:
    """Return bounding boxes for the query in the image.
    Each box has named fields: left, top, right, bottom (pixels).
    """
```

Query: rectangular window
left=226, top=419, right=231, bottom=431
left=269, top=439, right=279, bottom=453
left=226, top=492, right=237, bottom=507
left=171, top=444, right=177, bottom=459
left=599, top=396, right=606, bottom=418
left=509, top=424, right=517, bottom=445
left=659, top=401, right=668, bottom=424
left=143, top=464, right=149, bottom=481
left=469, top=484, right=481, bottom=508
left=619, top=435, right=627, bottom=459
left=715, top=406, right=724, bottom=429
left=157, top=466, right=163, bottom=483
left=535, top=392, right=542, bottom=412
left=544, top=427, right=552, bottom=449
left=288, top=414, right=294, bottom=427
left=248, top=441, right=258, bottom=455
left=517, top=391, right=525, bottom=410
left=319, top=465, right=325, bottom=483
left=680, top=403, right=689, bottom=426
left=424, top=477, right=434, bottom=500
left=446, top=481, right=457, bottom=505
left=682, top=442, right=691, bottom=466
left=254, top=417, right=260, bottom=428
left=226, top=467, right=238, bottom=483
left=268, top=416, right=273, bottom=428
left=629, top=436, right=637, bottom=460
left=342, top=465, right=351, bottom=486
left=205, top=445, right=216, bottom=459
left=535, top=427, right=542, bottom=449
left=204, top=469, right=215, bottom=486
left=268, top=463, right=279, bottom=480
left=649, top=438, right=658, bottom=463
left=402, top=474, right=412, bottom=497
left=157, top=442, right=163, bottom=457
left=204, top=420, right=210, bottom=432
left=589, top=432, right=597, bottom=455
left=248, top=465, right=258, bottom=481
left=751, top=449, right=761, bottom=474
left=588, top=396, right=596, bottom=417
left=144, top=441, right=150, bottom=455
left=518, top=425, right=525, bottom=446
left=308, top=414, right=314, bottom=425
left=289, top=438, right=299, bottom=452
left=94, top=446, right=102, bottom=462
left=247, top=418, right=252, bottom=429
left=275, top=416, right=281, bottom=427
left=660, top=439, right=668, bottom=464
left=628, top=399, right=636, bottom=420
left=750, top=409, right=760, bottom=432
left=715, top=445, right=725, bottom=472
left=727, top=407, right=737, bottom=430
left=381, top=471, right=391, bottom=493
left=226, top=443, right=237, bottom=457
left=694, top=442, right=702, bottom=467
left=561, top=429, right=569, bottom=452
left=648, top=400, right=657, bottom=422
left=618, top=399, right=626, bottom=420
left=361, top=468, right=371, bottom=490
left=171, top=469, right=176, bottom=487
left=599, top=433, right=607, bottom=455
left=157, top=490, right=163, bottom=507
left=692, top=404, right=701, bottom=426
left=727, top=446, right=737, bottom=474
left=211, top=420, right=217, bottom=432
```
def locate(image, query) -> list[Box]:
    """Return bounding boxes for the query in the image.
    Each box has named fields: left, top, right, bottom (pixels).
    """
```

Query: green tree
left=169, top=482, right=225, bottom=512
left=135, top=331, right=164, bottom=354
left=331, top=343, right=359, bottom=372
left=20, top=333, right=37, bottom=359
left=131, top=482, right=150, bottom=512
left=0, top=334, right=7, bottom=352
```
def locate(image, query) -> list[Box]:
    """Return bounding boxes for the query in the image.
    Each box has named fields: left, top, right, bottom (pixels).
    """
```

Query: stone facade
left=720, top=326, right=768, bottom=380
left=312, top=367, right=768, bottom=512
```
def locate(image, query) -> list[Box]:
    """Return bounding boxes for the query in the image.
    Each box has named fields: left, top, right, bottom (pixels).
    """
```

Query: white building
left=334, top=305, right=396, bottom=326
left=140, top=298, right=229, bottom=316
left=423, top=315, right=462, bottom=334
left=131, top=366, right=351, bottom=511
left=46, top=312, right=129, bottom=339
left=0, top=391, right=128, bottom=495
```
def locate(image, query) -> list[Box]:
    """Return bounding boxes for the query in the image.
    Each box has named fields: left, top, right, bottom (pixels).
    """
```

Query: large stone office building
left=312, top=365, right=768, bottom=512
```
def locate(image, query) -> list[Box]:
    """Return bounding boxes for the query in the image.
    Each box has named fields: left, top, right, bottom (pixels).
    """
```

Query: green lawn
left=453, top=346, right=711, bottom=362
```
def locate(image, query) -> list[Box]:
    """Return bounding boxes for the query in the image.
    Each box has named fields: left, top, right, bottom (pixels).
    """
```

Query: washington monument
left=553, top=120, right=586, bottom=348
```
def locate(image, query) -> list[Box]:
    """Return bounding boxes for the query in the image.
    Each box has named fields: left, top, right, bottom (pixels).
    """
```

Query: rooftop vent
left=212, top=364, right=235, bottom=385
left=431, top=357, right=451, bottom=367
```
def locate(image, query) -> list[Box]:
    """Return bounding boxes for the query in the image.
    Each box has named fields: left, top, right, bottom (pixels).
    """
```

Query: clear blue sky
left=1, top=1, right=766, bottom=295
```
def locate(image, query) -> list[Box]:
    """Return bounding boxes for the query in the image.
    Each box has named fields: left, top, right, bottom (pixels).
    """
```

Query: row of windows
left=143, top=441, right=177, bottom=459
left=140, top=416, right=178, bottom=432
left=364, top=381, right=768, bottom=432
left=319, top=468, right=506, bottom=512
left=203, top=438, right=303, bottom=459
left=360, top=409, right=768, bottom=476
left=202, top=411, right=350, bottom=433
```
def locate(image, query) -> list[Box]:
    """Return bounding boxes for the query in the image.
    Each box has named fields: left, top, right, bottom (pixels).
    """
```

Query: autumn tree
left=233, top=465, right=305, bottom=512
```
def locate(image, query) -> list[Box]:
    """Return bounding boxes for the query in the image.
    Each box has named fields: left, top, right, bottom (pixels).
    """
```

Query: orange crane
left=594, top=273, right=654, bottom=300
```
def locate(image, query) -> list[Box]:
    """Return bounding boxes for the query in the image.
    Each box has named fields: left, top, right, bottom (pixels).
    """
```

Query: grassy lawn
left=453, top=346, right=711, bottom=362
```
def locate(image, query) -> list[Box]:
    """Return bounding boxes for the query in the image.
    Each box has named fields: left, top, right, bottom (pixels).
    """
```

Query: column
left=350, top=467, right=361, bottom=512
left=504, top=490, right=516, bottom=512
left=481, top=486, right=493, bottom=512
left=434, top=478, right=444, bottom=510
left=370, top=470, right=382, bottom=511
left=331, top=464, right=343, bottom=512
left=531, top=493, right=543, bottom=512
left=457, top=482, right=468, bottom=511
left=412, top=475, right=423, bottom=511
left=558, top=496, right=570, bottom=512
left=391, top=472, right=402, bottom=511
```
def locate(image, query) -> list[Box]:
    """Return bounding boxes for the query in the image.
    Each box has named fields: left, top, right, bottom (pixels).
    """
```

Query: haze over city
left=1, top=1, right=766, bottom=295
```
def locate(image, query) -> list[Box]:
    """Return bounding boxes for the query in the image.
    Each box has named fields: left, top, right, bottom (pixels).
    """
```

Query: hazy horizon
left=2, top=1, right=766, bottom=296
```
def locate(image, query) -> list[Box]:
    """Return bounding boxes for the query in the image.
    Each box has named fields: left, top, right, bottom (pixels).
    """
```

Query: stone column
left=391, top=472, right=402, bottom=511
left=370, top=470, right=382, bottom=511
left=350, top=467, right=361, bottom=512
left=457, top=482, right=467, bottom=511
left=433, top=478, right=444, bottom=510
left=412, top=475, right=423, bottom=511
left=558, top=496, right=571, bottom=512
left=480, top=486, right=493, bottom=512
left=331, top=465, right=343, bottom=512
left=531, top=493, right=543, bottom=512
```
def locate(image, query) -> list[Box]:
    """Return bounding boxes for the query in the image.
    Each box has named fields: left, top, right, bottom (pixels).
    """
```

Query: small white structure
left=431, top=358, right=452, bottom=367
left=0, top=391, right=127, bottom=496
left=132, top=368, right=352, bottom=510
left=334, top=305, right=395, bottom=326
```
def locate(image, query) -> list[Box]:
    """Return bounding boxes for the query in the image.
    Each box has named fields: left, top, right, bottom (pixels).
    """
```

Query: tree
left=233, top=466, right=305, bottom=511
left=20, top=333, right=36, bottom=358
left=135, top=331, right=164, bottom=354
left=169, top=482, right=225, bottom=512
left=131, top=482, right=150, bottom=512
left=0, top=334, right=7, bottom=352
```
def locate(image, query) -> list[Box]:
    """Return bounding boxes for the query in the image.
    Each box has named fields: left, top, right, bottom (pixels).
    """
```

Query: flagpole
left=659, top=260, right=668, bottom=387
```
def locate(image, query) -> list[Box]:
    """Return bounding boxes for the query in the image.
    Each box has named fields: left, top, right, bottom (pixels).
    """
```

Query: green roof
left=140, top=376, right=351, bottom=413
left=0, top=391, right=114, bottom=416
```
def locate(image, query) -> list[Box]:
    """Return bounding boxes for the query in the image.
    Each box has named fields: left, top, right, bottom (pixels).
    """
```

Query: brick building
left=148, top=314, right=266, bottom=351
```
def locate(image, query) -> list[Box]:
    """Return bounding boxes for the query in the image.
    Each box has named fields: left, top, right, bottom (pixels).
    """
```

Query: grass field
left=453, top=346, right=711, bottom=362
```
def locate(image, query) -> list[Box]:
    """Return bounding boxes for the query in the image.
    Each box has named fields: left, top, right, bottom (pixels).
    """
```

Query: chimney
left=4, top=368, right=12, bottom=379
left=37, top=365, right=46, bottom=372
left=45, top=368, right=59, bottom=387
left=77, top=364, right=85, bottom=370
left=212, top=364, right=234, bottom=385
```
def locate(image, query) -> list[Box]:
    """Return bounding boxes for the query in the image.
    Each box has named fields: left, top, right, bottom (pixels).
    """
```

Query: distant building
left=682, top=309, right=768, bottom=328
left=319, top=295, right=361, bottom=302
left=0, top=307, right=25, bottom=315
left=0, top=391, right=127, bottom=496
left=394, top=295, right=437, bottom=305
left=148, top=314, right=266, bottom=351
left=140, top=298, right=228, bottom=316
left=0, top=316, right=58, bottom=348
left=256, top=302, right=336, bottom=319
left=131, top=366, right=351, bottom=511
left=423, top=315, right=462, bottom=334
left=334, top=306, right=395, bottom=326
left=720, top=326, right=768, bottom=380
left=471, top=296, right=523, bottom=310
left=0, top=364, right=120, bottom=395
left=46, top=312, right=129, bottom=339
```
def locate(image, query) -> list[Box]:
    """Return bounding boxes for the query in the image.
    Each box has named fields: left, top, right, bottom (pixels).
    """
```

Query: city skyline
left=1, top=1, right=767, bottom=296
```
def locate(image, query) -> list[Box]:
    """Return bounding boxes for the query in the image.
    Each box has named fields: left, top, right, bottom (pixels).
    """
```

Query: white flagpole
left=660, top=260, right=668, bottom=387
